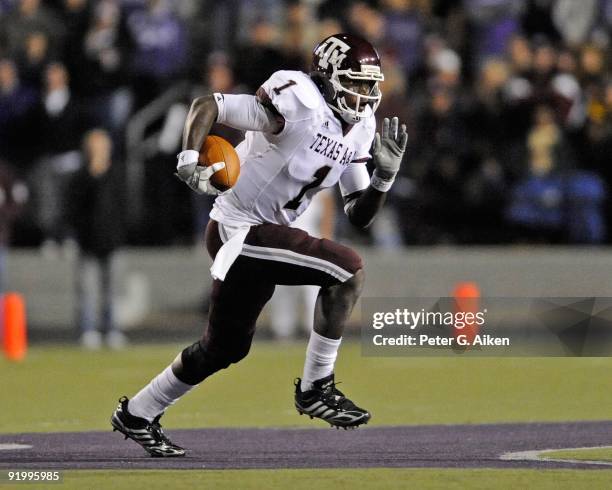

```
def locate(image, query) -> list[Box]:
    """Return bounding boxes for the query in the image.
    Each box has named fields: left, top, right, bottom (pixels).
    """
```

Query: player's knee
left=226, top=341, right=251, bottom=365
left=173, top=340, right=211, bottom=385
left=174, top=338, right=252, bottom=385
left=174, top=339, right=236, bottom=385
left=344, top=268, right=364, bottom=297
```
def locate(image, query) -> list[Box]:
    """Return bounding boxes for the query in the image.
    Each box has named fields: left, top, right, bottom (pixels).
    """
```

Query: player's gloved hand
left=371, top=117, right=408, bottom=192
left=175, top=150, right=226, bottom=195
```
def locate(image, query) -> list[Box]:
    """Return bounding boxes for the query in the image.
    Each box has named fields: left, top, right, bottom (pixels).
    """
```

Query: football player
left=111, top=33, right=407, bottom=457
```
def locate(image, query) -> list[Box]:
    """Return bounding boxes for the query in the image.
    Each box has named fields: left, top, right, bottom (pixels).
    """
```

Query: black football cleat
left=294, top=374, right=371, bottom=429
left=111, top=396, right=185, bottom=457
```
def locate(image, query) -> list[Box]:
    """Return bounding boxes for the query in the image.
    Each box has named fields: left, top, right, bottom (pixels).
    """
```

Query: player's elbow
left=350, top=216, right=375, bottom=230
left=189, top=95, right=218, bottom=118
left=346, top=208, right=375, bottom=229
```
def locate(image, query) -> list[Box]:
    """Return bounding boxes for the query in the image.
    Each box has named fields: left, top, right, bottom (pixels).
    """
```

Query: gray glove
left=372, top=117, right=408, bottom=182
left=175, top=149, right=226, bottom=195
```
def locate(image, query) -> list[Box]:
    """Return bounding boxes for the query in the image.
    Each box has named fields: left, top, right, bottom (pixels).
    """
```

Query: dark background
left=1, top=0, right=611, bottom=248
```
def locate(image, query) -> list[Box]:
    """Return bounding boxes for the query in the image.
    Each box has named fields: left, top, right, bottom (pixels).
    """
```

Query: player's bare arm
left=182, top=95, right=219, bottom=151
left=176, top=93, right=284, bottom=195
left=344, top=116, right=408, bottom=228
left=174, top=95, right=224, bottom=195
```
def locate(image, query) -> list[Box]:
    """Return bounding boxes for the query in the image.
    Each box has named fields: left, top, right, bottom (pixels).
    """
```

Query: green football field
left=1, top=342, right=612, bottom=488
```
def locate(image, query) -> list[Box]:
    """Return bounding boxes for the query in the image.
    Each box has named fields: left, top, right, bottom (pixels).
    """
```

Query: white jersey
left=210, top=70, right=374, bottom=228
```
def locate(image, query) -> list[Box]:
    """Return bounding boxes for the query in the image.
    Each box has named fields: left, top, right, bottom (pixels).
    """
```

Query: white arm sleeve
left=214, top=93, right=278, bottom=133
left=339, top=162, right=370, bottom=197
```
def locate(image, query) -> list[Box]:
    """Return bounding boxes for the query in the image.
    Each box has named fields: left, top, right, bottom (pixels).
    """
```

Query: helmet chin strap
left=310, top=71, right=378, bottom=124
left=334, top=104, right=360, bottom=124
left=334, top=95, right=375, bottom=124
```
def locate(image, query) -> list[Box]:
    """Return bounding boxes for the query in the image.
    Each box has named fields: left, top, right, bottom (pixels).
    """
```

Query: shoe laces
left=148, top=416, right=173, bottom=446
left=321, top=381, right=347, bottom=406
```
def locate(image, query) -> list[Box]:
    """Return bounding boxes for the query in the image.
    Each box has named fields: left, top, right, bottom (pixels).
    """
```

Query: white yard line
left=500, top=446, right=612, bottom=467
left=0, top=443, right=32, bottom=451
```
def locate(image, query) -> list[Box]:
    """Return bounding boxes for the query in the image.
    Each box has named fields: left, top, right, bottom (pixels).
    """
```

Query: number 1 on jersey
left=273, top=80, right=296, bottom=95
left=284, top=166, right=331, bottom=210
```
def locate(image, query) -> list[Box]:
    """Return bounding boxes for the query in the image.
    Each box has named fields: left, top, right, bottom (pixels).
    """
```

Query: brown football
left=199, top=135, right=240, bottom=191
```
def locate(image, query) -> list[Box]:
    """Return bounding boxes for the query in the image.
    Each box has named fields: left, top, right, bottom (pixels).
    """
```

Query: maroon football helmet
left=311, top=33, right=384, bottom=124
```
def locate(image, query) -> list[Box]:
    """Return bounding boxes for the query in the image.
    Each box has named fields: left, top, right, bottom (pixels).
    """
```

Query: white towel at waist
left=210, top=222, right=250, bottom=281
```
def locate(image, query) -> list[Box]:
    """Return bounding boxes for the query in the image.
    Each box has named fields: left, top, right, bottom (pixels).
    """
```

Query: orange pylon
left=453, top=282, right=481, bottom=348
left=2, top=293, right=27, bottom=361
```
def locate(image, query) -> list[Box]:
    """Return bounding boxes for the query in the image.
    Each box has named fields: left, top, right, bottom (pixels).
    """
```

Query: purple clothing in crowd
left=126, top=6, right=187, bottom=79
left=384, top=10, right=425, bottom=75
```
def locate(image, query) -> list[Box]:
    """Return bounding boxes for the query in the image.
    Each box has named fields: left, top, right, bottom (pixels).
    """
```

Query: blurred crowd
left=1, top=0, right=612, bottom=248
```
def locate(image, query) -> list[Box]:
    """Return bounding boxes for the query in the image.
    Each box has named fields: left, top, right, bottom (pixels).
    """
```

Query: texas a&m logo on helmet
left=314, top=36, right=352, bottom=70
left=311, top=34, right=384, bottom=124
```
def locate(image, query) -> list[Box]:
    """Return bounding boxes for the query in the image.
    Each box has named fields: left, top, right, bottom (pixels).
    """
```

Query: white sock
left=301, top=331, right=341, bottom=391
left=128, top=365, right=194, bottom=422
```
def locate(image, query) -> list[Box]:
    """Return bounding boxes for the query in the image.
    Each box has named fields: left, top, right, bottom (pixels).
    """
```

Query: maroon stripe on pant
left=206, top=220, right=363, bottom=287
left=191, top=219, right=363, bottom=383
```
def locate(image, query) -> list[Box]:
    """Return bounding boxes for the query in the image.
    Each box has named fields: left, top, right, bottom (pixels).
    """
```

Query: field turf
left=4, top=469, right=612, bottom=490
left=1, top=342, right=611, bottom=488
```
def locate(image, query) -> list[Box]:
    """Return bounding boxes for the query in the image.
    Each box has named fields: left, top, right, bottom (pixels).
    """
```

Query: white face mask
left=327, top=65, right=384, bottom=124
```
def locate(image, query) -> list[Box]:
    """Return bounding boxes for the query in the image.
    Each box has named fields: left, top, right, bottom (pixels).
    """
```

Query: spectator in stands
left=551, top=0, right=599, bottom=47
left=579, top=43, right=606, bottom=90
left=125, top=0, right=188, bottom=108
left=35, top=62, right=84, bottom=159
left=234, top=18, right=288, bottom=92
left=507, top=34, right=533, bottom=77
left=469, top=57, right=511, bottom=153
left=81, top=0, right=132, bottom=135
left=60, top=0, right=92, bottom=95
left=462, top=59, right=511, bottom=241
left=31, top=62, right=87, bottom=246
left=66, top=129, right=125, bottom=350
left=463, top=0, right=523, bottom=63
left=280, top=2, right=310, bottom=72
left=0, top=0, right=65, bottom=57
left=347, top=2, right=385, bottom=48
left=506, top=104, right=566, bottom=241
left=380, top=0, right=428, bottom=77
left=234, top=0, right=286, bottom=46
left=531, top=40, right=557, bottom=91
left=0, top=58, right=38, bottom=169
left=553, top=47, right=584, bottom=130
left=15, top=30, right=51, bottom=89
left=529, top=105, right=565, bottom=177
left=316, top=16, right=344, bottom=42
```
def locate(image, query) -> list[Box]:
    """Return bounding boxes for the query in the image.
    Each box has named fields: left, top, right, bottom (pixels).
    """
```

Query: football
left=199, top=135, right=240, bottom=191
